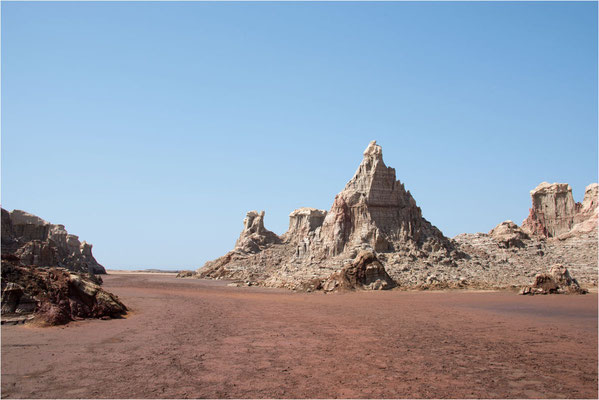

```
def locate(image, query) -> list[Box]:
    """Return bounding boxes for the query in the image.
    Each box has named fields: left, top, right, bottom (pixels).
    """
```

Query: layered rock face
left=1, top=209, right=106, bottom=274
left=192, top=141, right=597, bottom=291
left=454, top=182, right=597, bottom=289
left=196, top=141, right=457, bottom=290
left=234, top=211, right=281, bottom=254
left=521, top=182, right=597, bottom=238
left=317, top=141, right=454, bottom=258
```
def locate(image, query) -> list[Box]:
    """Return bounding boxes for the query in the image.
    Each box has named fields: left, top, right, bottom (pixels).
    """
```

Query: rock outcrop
left=453, top=181, right=597, bottom=289
left=317, top=141, right=455, bottom=259
left=520, top=265, right=587, bottom=295
left=190, top=141, right=597, bottom=292
left=1, top=254, right=126, bottom=325
left=489, top=221, right=529, bottom=248
left=1, top=209, right=106, bottom=274
left=196, top=141, right=460, bottom=290
left=321, top=251, right=395, bottom=292
left=521, top=182, right=597, bottom=238
left=234, top=211, right=282, bottom=254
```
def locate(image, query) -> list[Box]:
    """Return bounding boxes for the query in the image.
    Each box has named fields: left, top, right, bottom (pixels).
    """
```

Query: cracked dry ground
left=2, top=274, right=597, bottom=399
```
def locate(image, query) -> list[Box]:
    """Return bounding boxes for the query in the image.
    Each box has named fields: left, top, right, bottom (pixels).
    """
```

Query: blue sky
left=2, top=1, right=597, bottom=269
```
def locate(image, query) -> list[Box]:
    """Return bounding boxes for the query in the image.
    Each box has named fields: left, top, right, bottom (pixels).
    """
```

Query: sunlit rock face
left=190, top=141, right=598, bottom=292
left=195, top=141, right=458, bottom=290
left=521, top=182, right=598, bottom=238
left=318, top=140, right=454, bottom=257
left=1, top=209, right=106, bottom=274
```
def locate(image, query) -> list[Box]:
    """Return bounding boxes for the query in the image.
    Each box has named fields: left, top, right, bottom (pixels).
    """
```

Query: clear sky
left=2, top=1, right=597, bottom=270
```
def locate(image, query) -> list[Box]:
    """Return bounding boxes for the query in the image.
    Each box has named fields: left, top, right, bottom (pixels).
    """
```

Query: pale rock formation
left=453, top=181, right=597, bottom=289
left=521, top=182, right=578, bottom=237
left=520, top=264, right=587, bottom=295
left=489, top=221, right=529, bottom=248
left=282, top=208, right=327, bottom=258
left=192, top=142, right=597, bottom=292
left=1, top=209, right=106, bottom=274
left=567, top=183, right=599, bottom=237
left=234, top=211, right=281, bottom=254
left=318, top=141, right=454, bottom=258
left=197, top=141, right=458, bottom=290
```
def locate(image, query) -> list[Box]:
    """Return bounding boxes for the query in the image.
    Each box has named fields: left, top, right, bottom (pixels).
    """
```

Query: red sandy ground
left=2, top=273, right=597, bottom=399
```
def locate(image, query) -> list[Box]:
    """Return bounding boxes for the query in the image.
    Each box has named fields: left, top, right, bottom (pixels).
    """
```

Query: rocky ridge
left=190, top=142, right=597, bottom=292
left=1, top=208, right=106, bottom=274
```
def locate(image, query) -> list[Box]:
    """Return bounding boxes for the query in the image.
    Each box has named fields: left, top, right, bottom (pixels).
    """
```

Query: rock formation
left=317, top=141, right=455, bottom=258
left=520, top=264, right=587, bottom=295
left=521, top=182, right=597, bottom=238
left=195, top=141, right=459, bottom=290
left=1, top=208, right=106, bottom=274
left=188, top=141, right=597, bottom=292
left=488, top=221, right=529, bottom=248
left=320, top=251, right=395, bottom=292
left=454, top=181, right=597, bottom=289
left=1, top=254, right=126, bottom=325
left=235, top=210, right=282, bottom=254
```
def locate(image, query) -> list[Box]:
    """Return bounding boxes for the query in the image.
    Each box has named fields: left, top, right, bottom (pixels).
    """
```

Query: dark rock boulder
left=1, top=255, right=126, bottom=325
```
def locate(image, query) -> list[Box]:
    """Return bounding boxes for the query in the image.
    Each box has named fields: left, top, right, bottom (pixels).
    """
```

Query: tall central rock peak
left=196, top=141, right=457, bottom=289
left=318, top=140, right=450, bottom=256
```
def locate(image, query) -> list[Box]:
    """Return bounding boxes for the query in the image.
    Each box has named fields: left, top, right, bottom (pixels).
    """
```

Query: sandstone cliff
left=1, top=209, right=106, bottom=274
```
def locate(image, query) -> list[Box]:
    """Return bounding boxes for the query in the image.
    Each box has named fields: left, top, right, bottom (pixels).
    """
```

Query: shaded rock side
left=321, top=251, right=395, bottom=292
left=1, top=255, right=126, bottom=325
left=1, top=209, right=106, bottom=274
left=520, top=264, right=587, bottom=295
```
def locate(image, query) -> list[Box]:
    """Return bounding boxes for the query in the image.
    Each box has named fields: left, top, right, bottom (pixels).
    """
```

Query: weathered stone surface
left=520, top=264, right=587, bottom=295
left=321, top=251, right=395, bottom=292
left=196, top=141, right=458, bottom=290
left=1, top=208, right=106, bottom=274
left=318, top=141, right=454, bottom=258
left=190, top=142, right=597, bottom=292
left=520, top=182, right=592, bottom=238
left=489, top=221, right=529, bottom=248
left=1, top=255, right=126, bottom=325
left=234, top=210, right=281, bottom=254
left=453, top=181, right=597, bottom=289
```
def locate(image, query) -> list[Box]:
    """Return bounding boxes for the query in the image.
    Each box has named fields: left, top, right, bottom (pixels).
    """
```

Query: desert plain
left=2, top=272, right=597, bottom=399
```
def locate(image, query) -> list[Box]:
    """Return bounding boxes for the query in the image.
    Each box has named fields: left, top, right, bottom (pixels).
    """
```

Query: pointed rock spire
left=318, top=141, right=451, bottom=256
